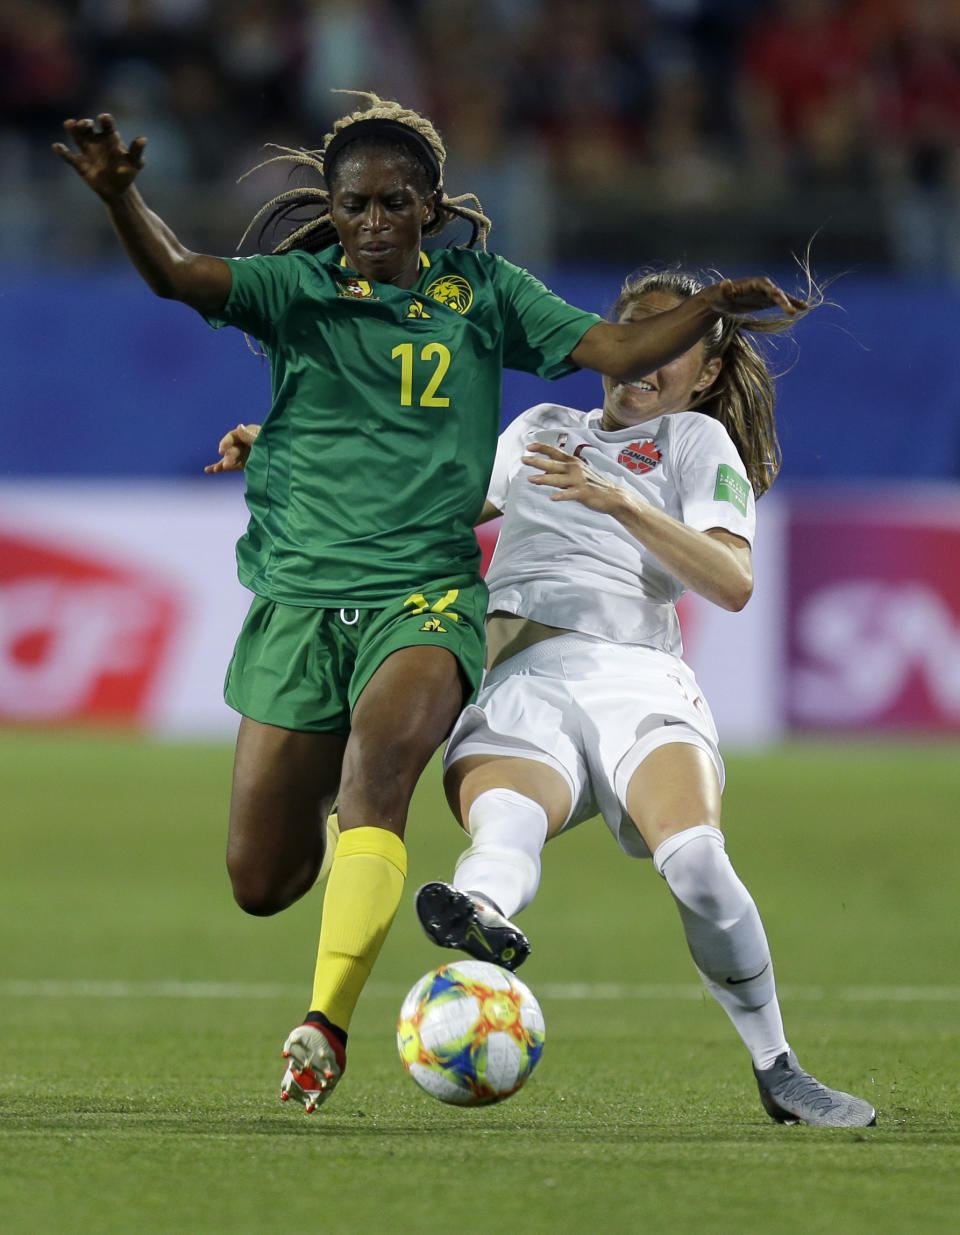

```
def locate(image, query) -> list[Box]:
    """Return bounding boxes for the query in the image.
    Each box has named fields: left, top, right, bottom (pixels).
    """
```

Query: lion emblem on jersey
left=618, top=441, right=661, bottom=474
left=425, top=275, right=474, bottom=314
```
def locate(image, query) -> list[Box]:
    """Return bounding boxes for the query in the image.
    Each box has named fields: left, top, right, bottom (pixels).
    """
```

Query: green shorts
left=224, top=574, right=488, bottom=733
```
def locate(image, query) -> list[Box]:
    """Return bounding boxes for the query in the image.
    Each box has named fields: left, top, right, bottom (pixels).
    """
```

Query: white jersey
left=484, top=403, right=756, bottom=655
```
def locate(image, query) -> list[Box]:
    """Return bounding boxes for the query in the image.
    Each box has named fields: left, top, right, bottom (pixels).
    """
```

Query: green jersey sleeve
left=493, top=256, right=602, bottom=380
left=204, top=254, right=306, bottom=343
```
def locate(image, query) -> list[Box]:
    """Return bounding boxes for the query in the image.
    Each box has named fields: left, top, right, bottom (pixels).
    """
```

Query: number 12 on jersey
left=391, top=342, right=451, bottom=408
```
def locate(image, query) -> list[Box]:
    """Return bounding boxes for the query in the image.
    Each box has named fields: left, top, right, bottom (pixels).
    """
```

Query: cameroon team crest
left=425, top=275, right=474, bottom=314
left=336, top=278, right=377, bottom=299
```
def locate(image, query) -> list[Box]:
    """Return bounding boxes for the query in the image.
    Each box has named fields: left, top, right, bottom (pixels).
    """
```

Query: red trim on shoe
left=296, top=1022, right=347, bottom=1074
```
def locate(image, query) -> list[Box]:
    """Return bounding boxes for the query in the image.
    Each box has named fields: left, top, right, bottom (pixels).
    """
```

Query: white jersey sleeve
left=672, top=414, right=756, bottom=543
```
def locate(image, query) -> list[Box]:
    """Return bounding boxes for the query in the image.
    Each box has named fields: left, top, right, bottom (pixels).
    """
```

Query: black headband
left=322, top=118, right=442, bottom=188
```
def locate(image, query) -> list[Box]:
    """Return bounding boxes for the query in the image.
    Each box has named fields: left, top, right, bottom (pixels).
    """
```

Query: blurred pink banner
left=787, top=492, right=960, bottom=733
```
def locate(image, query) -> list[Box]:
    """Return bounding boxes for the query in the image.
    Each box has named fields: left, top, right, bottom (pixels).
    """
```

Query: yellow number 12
left=391, top=342, right=451, bottom=408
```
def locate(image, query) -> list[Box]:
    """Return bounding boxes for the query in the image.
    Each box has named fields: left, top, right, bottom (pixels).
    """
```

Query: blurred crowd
left=4, top=0, right=960, bottom=273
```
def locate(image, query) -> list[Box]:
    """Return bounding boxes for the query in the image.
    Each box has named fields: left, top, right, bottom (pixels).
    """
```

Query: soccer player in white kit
left=417, top=268, right=877, bottom=1128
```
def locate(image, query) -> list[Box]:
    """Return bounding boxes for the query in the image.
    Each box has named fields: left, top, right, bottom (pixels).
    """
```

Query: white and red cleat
left=280, top=1022, right=346, bottom=1113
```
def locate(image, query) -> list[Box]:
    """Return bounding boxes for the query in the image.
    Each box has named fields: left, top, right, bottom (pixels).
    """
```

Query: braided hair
left=238, top=90, right=492, bottom=255
left=609, top=266, right=820, bottom=496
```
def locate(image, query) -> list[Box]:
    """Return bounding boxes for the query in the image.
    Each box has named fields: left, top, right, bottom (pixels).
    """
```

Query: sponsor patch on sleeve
left=714, top=464, right=749, bottom=516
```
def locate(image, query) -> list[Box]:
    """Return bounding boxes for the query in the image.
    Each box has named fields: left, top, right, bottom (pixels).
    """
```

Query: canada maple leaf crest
left=618, top=440, right=661, bottom=473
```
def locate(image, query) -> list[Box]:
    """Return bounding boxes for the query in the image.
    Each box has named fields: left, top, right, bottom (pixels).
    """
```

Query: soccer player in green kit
left=54, top=91, right=805, bottom=1113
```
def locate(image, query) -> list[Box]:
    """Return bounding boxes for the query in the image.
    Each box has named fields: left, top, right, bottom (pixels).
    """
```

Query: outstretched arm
left=53, top=114, right=232, bottom=314
left=570, top=277, right=805, bottom=381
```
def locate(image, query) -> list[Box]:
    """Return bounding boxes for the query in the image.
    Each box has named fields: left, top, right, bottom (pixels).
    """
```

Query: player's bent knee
left=230, top=879, right=288, bottom=917
left=227, top=861, right=318, bottom=917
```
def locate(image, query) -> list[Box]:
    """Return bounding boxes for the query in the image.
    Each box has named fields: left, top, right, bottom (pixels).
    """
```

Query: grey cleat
left=754, top=1050, right=877, bottom=1127
left=416, top=881, right=530, bottom=971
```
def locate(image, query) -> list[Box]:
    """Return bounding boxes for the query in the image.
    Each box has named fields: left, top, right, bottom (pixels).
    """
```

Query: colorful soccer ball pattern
left=397, top=960, right=546, bottom=1106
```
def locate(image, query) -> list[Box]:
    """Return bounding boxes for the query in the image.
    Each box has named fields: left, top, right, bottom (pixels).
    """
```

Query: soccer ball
left=397, top=959, right=546, bottom=1106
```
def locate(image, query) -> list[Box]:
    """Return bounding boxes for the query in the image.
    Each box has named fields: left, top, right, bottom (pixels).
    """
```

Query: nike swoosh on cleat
left=464, top=922, right=494, bottom=953
left=726, top=962, right=770, bottom=985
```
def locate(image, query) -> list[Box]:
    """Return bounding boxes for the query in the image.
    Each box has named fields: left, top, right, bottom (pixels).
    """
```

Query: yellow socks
left=309, top=825, right=407, bottom=1033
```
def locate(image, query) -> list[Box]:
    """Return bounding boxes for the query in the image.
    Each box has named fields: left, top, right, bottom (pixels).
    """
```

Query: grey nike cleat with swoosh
left=415, top=881, right=530, bottom=972
left=754, top=1050, right=877, bottom=1127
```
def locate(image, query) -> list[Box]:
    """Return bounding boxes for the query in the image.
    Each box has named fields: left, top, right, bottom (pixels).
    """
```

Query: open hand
left=204, top=424, right=261, bottom=474
left=705, top=277, right=807, bottom=316
left=52, top=113, right=146, bottom=199
left=523, top=441, right=628, bottom=514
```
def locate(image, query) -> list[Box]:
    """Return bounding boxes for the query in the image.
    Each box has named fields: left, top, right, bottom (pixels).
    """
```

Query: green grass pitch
left=1, top=731, right=958, bottom=1234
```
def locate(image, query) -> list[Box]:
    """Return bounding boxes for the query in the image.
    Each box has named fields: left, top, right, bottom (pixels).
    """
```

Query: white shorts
left=443, top=633, right=724, bottom=859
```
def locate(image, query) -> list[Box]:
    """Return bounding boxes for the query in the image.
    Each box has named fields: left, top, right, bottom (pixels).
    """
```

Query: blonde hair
left=238, top=90, right=491, bottom=254
left=610, top=266, right=821, bottom=496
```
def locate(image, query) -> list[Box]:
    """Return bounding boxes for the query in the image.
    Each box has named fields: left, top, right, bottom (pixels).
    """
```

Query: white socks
left=452, top=788, right=549, bottom=918
left=451, top=803, right=790, bottom=1070
left=654, top=824, right=789, bottom=1071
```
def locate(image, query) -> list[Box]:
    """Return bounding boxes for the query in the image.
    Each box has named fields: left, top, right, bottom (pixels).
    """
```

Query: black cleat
left=415, top=881, right=531, bottom=972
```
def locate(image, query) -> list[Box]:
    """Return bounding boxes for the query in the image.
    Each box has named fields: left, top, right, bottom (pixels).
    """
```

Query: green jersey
left=207, top=244, right=601, bottom=606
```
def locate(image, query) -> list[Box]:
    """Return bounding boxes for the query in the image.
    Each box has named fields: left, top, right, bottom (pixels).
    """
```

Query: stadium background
left=3, top=0, right=959, bottom=741
left=2, top=5, right=959, bottom=1233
